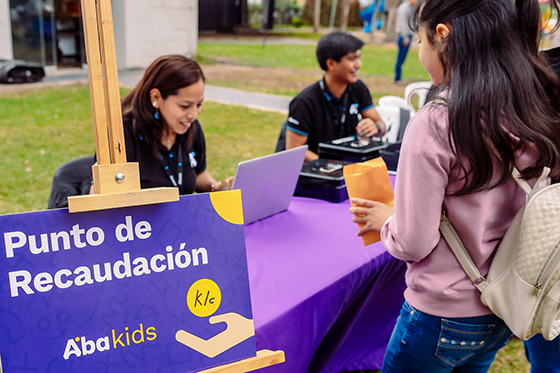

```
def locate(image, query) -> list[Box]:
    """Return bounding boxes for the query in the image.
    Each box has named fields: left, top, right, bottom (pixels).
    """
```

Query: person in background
left=349, top=0, right=560, bottom=372
left=94, top=55, right=233, bottom=195
left=522, top=44, right=560, bottom=373
left=394, top=0, right=419, bottom=84
left=285, top=32, right=386, bottom=162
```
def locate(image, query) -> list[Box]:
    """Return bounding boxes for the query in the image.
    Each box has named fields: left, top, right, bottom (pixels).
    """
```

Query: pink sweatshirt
left=381, top=103, right=538, bottom=317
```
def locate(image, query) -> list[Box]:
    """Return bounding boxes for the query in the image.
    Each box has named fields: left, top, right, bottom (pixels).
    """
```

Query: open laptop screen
left=231, top=145, right=307, bottom=224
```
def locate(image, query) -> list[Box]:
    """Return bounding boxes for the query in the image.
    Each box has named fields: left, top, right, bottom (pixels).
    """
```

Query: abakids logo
left=63, top=323, right=157, bottom=360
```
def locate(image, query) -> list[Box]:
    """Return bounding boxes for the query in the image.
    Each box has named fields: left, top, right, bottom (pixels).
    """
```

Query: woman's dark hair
left=414, top=0, right=560, bottom=195
left=121, top=55, right=206, bottom=155
left=316, top=32, right=364, bottom=71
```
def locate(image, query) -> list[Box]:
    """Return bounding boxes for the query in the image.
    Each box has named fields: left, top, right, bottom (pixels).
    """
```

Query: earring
left=153, top=101, right=160, bottom=120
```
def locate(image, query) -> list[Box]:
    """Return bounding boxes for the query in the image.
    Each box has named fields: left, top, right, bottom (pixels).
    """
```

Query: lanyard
left=319, top=79, right=350, bottom=131
left=157, top=144, right=183, bottom=187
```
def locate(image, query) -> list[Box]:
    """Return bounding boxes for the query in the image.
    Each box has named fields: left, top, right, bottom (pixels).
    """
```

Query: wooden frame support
left=68, top=187, right=179, bottom=213
left=197, top=350, right=285, bottom=373
left=68, top=0, right=178, bottom=213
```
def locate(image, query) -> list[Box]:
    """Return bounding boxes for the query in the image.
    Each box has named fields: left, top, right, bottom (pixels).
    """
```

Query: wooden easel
left=68, top=0, right=179, bottom=212
left=69, top=0, right=285, bottom=371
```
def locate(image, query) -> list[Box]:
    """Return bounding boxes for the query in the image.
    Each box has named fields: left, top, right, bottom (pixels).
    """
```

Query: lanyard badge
left=158, top=145, right=184, bottom=187
left=319, top=79, right=351, bottom=130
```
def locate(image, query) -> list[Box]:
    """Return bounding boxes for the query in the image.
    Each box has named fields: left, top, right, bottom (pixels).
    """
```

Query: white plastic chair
left=374, top=106, right=402, bottom=144
left=378, top=95, right=415, bottom=118
left=404, top=81, right=433, bottom=109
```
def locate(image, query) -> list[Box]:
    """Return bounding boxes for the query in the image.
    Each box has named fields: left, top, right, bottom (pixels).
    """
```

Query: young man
left=394, top=0, right=418, bottom=83
left=285, top=32, right=386, bottom=162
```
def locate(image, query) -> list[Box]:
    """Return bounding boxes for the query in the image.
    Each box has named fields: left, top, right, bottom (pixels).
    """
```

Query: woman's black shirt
left=123, top=116, right=207, bottom=195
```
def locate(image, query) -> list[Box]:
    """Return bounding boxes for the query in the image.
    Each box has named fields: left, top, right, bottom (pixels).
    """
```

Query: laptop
left=231, top=145, right=308, bottom=224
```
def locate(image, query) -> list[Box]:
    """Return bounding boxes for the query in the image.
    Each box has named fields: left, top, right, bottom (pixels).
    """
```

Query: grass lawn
left=196, top=42, right=429, bottom=100
left=197, top=43, right=430, bottom=82
left=0, top=85, right=534, bottom=372
left=0, top=85, right=284, bottom=215
left=492, top=338, right=530, bottom=373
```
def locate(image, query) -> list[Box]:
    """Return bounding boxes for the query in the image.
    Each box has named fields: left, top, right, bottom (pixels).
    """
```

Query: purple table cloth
left=244, top=175, right=407, bottom=372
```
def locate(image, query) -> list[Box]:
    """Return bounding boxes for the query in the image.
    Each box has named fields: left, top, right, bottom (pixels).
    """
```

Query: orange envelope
left=343, top=157, right=394, bottom=246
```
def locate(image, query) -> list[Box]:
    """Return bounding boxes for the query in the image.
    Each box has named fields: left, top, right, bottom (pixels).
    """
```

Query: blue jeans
left=524, top=334, right=560, bottom=373
left=381, top=302, right=512, bottom=373
left=395, top=36, right=411, bottom=82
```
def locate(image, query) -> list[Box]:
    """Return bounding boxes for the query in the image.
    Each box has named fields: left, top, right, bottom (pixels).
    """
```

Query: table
left=244, top=178, right=407, bottom=372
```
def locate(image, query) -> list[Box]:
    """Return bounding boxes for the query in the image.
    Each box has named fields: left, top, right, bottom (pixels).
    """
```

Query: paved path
left=0, top=67, right=291, bottom=114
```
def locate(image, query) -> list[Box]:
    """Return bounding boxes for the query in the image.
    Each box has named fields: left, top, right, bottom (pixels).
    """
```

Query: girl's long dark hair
left=415, top=0, right=560, bottom=195
left=121, top=55, right=205, bottom=155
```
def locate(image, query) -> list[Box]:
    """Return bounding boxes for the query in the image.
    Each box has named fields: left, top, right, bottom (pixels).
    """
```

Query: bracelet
left=210, top=182, right=216, bottom=192
left=374, top=122, right=384, bottom=136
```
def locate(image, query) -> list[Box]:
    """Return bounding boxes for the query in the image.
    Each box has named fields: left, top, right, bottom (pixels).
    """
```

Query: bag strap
left=439, top=214, right=488, bottom=292
left=482, top=135, right=549, bottom=195
left=439, top=162, right=549, bottom=292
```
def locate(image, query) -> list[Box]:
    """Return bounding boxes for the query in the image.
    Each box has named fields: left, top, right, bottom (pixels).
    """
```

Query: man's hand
left=356, top=118, right=384, bottom=138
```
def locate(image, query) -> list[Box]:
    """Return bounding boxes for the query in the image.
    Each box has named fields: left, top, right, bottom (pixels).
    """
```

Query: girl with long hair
left=349, top=0, right=560, bottom=371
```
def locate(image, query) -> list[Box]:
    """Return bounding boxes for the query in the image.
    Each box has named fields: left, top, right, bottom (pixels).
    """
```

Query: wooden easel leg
left=195, top=350, right=285, bottom=373
left=80, top=0, right=110, bottom=164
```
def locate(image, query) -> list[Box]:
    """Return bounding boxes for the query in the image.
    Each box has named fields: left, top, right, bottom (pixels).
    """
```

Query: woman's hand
left=349, top=198, right=394, bottom=236
left=213, top=176, right=234, bottom=191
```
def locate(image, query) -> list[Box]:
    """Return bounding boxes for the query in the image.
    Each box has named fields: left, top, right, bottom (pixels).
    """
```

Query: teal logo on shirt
left=189, top=152, right=197, bottom=168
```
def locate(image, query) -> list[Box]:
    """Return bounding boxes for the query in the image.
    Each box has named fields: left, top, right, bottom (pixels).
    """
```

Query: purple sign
left=0, top=191, right=256, bottom=372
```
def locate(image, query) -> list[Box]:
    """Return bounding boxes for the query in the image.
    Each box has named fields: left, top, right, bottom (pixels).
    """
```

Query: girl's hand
left=349, top=198, right=394, bottom=236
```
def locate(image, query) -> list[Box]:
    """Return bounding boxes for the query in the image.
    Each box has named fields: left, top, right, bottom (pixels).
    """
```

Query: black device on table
left=295, top=135, right=401, bottom=202
left=294, top=159, right=351, bottom=203
left=318, top=135, right=391, bottom=163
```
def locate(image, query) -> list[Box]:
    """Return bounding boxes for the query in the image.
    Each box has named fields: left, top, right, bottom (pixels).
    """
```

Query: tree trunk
left=384, top=8, right=398, bottom=43
left=314, top=0, right=321, bottom=32
left=329, top=0, right=338, bottom=30
left=384, top=0, right=401, bottom=43
left=339, top=0, right=350, bottom=32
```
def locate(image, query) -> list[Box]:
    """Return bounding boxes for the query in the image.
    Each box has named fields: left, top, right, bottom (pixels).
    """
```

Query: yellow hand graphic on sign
left=175, top=312, right=255, bottom=358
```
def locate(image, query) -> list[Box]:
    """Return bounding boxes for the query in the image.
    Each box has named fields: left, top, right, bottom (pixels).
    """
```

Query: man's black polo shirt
left=287, top=78, right=374, bottom=154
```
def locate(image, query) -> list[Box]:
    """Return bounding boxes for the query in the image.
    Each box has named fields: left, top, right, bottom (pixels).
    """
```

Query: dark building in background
left=198, top=0, right=275, bottom=32
left=8, top=0, right=85, bottom=68
left=198, top=0, right=247, bottom=32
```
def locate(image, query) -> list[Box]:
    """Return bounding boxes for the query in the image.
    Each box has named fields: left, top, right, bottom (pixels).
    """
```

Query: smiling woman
left=117, top=55, right=233, bottom=195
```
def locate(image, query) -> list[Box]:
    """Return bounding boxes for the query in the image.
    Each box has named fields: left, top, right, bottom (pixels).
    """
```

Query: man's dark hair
left=316, top=32, right=364, bottom=71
